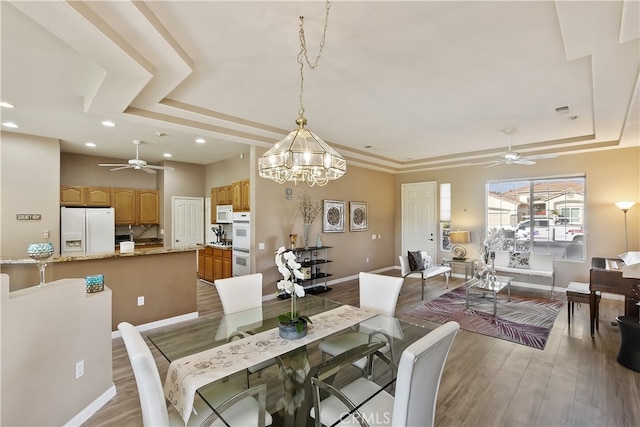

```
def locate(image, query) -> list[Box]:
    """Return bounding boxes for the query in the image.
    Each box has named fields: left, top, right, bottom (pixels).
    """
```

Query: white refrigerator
left=60, top=207, right=115, bottom=255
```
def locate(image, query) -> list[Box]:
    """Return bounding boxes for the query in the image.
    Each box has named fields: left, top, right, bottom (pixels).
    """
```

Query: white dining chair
left=118, top=322, right=272, bottom=427
left=214, top=273, right=276, bottom=380
left=318, top=272, right=404, bottom=372
left=310, top=321, right=460, bottom=427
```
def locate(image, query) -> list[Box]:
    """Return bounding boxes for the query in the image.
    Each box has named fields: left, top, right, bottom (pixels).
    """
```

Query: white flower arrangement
left=275, top=246, right=311, bottom=330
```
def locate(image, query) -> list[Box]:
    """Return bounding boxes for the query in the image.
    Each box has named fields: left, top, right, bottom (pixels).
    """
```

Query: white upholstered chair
left=318, top=272, right=404, bottom=371
left=399, top=251, right=450, bottom=300
left=214, top=273, right=276, bottom=379
left=118, top=322, right=272, bottom=427
left=310, top=321, right=460, bottom=427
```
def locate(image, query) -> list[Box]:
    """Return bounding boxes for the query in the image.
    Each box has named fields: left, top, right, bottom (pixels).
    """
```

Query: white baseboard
left=64, top=383, right=116, bottom=427
left=111, top=311, right=199, bottom=339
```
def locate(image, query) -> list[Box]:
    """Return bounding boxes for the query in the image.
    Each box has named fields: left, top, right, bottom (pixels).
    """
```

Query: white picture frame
left=349, top=201, right=368, bottom=231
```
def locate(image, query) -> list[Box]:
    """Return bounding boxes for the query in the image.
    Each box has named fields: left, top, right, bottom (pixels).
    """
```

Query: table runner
left=164, top=304, right=376, bottom=424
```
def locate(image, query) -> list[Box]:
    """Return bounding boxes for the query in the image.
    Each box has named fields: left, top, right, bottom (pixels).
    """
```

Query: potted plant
left=275, top=246, right=312, bottom=339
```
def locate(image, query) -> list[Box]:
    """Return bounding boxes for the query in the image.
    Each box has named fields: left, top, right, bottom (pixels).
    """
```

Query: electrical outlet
left=366, top=257, right=369, bottom=263
left=75, top=360, right=84, bottom=379
left=43, top=229, right=49, bottom=239
left=137, top=296, right=145, bottom=306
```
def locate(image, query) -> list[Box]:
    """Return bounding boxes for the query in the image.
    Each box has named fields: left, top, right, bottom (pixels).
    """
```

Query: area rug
left=405, top=287, right=564, bottom=350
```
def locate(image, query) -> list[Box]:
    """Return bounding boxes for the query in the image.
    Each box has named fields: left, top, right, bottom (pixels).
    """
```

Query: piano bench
left=566, top=282, right=600, bottom=327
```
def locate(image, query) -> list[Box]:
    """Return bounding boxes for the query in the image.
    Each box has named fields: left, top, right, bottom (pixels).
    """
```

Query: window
left=440, top=183, right=451, bottom=250
left=486, top=176, right=585, bottom=260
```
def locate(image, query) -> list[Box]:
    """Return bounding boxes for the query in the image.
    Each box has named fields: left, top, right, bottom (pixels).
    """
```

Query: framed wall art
left=322, top=200, right=345, bottom=232
left=349, top=201, right=368, bottom=231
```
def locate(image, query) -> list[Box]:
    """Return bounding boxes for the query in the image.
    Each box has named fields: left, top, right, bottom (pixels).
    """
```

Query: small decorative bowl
left=85, top=274, right=104, bottom=293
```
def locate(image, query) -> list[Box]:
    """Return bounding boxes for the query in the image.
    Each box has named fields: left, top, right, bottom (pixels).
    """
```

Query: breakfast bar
left=1, top=246, right=200, bottom=330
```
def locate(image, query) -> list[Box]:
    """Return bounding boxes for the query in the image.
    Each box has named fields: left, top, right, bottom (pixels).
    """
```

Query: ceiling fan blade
left=522, top=153, right=558, bottom=160
left=109, top=166, right=132, bottom=171
left=485, top=161, right=503, bottom=168
left=99, top=163, right=128, bottom=167
left=514, top=159, right=536, bottom=165
left=144, top=165, right=175, bottom=171
left=142, top=167, right=157, bottom=174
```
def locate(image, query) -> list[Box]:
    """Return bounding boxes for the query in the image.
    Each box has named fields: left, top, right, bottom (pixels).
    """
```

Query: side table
left=443, top=258, right=477, bottom=281
left=616, top=316, right=640, bottom=372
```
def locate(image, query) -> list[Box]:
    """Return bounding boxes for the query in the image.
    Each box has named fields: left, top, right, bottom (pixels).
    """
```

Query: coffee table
left=464, top=275, right=513, bottom=316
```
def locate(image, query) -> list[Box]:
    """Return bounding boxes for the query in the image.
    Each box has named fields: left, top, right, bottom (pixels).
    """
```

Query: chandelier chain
left=297, top=0, right=331, bottom=117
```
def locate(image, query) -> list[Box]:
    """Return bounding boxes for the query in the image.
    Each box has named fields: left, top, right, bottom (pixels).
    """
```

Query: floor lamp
left=615, top=201, right=636, bottom=252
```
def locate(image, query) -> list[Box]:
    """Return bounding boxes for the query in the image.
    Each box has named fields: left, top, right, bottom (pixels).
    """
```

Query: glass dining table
left=147, top=295, right=432, bottom=427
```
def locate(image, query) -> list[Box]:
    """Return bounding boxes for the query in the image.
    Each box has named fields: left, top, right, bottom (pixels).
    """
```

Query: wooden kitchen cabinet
left=197, top=249, right=205, bottom=279
left=223, top=249, right=232, bottom=278
left=112, top=188, right=136, bottom=224
left=241, top=179, right=250, bottom=211
left=60, top=186, right=85, bottom=206
left=86, top=186, right=111, bottom=206
left=61, top=185, right=112, bottom=206
left=213, top=248, right=224, bottom=281
left=231, top=179, right=250, bottom=212
left=138, top=190, right=160, bottom=224
left=215, top=186, right=232, bottom=206
left=210, top=188, right=218, bottom=223
left=204, top=247, right=214, bottom=282
left=112, top=188, right=159, bottom=225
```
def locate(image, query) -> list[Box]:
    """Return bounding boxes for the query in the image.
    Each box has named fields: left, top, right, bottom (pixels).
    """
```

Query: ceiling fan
left=486, top=128, right=557, bottom=168
left=98, top=140, right=173, bottom=174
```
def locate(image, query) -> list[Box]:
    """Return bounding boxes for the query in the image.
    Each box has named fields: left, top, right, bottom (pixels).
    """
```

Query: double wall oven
left=232, top=212, right=250, bottom=276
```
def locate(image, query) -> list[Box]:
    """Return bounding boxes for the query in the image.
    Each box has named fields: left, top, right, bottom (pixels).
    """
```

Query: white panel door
left=402, top=182, right=437, bottom=259
left=172, top=197, right=204, bottom=247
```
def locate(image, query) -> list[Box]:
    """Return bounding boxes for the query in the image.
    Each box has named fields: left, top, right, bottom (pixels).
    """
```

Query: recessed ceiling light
left=85, top=142, right=96, bottom=147
left=2, top=122, right=18, bottom=128
left=195, top=138, right=205, bottom=144
left=101, top=120, right=116, bottom=127
left=0, top=101, right=15, bottom=108
left=163, top=153, right=172, bottom=158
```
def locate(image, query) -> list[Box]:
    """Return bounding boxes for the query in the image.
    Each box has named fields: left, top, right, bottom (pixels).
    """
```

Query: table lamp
left=615, top=201, right=636, bottom=252
left=449, top=230, right=470, bottom=260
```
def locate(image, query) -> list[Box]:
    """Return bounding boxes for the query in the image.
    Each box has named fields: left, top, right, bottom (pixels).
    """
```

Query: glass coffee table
left=464, top=275, right=513, bottom=316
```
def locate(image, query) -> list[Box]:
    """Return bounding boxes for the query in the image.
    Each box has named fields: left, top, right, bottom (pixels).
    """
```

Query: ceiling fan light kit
left=98, top=140, right=174, bottom=174
left=486, top=128, right=558, bottom=168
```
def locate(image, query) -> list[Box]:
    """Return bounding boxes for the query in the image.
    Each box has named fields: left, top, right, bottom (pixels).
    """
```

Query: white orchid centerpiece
left=275, top=246, right=312, bottom=332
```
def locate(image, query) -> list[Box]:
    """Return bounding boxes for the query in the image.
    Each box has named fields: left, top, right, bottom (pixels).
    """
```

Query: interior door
left=402, top=182, right=437, bottom=259
left=172, top=197, right=204, bottom=247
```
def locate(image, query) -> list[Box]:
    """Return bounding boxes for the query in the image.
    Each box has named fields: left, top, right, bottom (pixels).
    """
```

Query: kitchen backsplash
left=115, top=224, right=159, bottom=241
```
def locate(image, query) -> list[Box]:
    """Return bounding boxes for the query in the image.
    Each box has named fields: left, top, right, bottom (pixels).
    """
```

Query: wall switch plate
left=137, top=296, right=144, bottom=306
left=75, top=360, right=84, bottom=379
left=258, top=242, right=265, bottom=250
left=372, top=234, right=376, bottom=240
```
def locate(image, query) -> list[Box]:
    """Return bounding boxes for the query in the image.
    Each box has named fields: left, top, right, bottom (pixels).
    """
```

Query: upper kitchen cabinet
left=138, top=190, right=160, bottom=224
left=216, top=186, right=232, bottom=206
left=112, top=188, right=159, bottom=225
left=231, top=179, right=250, bottom=212
left=86, top=187, right=111, bottom=206
left=60, top=186, right=111, bottom=207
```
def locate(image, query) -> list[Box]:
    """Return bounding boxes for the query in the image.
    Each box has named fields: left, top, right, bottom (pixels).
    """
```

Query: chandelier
left=258, top=1, right=346, bottom=187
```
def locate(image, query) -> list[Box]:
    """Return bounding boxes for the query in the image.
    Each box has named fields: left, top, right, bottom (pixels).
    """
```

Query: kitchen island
left=1, top=246, right=200, bottom=331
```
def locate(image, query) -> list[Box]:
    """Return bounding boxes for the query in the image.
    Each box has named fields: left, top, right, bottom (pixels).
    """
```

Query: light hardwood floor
left=84, top=272, right=640, bottom=427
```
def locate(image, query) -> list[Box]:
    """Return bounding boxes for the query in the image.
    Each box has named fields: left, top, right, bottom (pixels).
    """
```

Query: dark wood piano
left=589, top=257, right=640, bottom=337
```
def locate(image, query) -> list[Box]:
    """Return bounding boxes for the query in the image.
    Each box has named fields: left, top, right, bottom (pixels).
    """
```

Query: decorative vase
left=316, top=234, right=322, bottom=248
left=302, top=223, right=311, bottom=248
left=27, top=242, right=54, bottom=287
left=278, top=321, right=308, bottom=340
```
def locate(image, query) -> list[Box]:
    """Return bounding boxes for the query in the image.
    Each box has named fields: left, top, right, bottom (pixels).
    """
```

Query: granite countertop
left=205, top=243, right=233, bottom=250
left=1, top=245, right=200, bottom=265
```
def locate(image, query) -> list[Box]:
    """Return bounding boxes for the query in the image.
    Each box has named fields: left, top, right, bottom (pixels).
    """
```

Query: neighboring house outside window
left=486, top=176, right=585, bottom=261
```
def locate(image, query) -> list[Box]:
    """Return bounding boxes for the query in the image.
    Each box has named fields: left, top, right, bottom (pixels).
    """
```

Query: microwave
left=216, top=205, right=233, bottom=223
